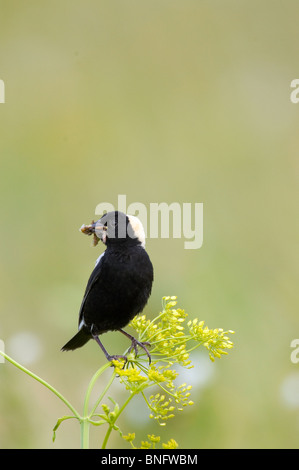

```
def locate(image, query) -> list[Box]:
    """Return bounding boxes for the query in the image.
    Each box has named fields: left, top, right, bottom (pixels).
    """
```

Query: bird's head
left=80, top=211, right=146, bottom=248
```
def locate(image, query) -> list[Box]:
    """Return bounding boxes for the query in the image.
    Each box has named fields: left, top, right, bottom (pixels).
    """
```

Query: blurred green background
left=0, top=0, right=298, bottom=449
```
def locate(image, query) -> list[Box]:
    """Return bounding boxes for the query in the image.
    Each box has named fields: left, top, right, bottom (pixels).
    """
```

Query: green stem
left=80, top=418, right=90, bottom=449
left=81, top=361, right=112, bottom=449
left=83, top=362, right=112, bottom=417
left=0, top=350, right=80, bottom=419
left=90, top=367, right=116, bottom=417
left=101, top=424, right=114, bottom=449
left=101, top=391, right=136, bottom=449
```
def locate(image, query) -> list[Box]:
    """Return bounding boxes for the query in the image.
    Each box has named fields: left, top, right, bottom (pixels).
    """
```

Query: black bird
left=61, top=211, right=154, bottom=363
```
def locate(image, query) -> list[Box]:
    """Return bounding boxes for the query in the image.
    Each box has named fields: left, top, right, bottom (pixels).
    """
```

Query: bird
left=61, top=211, right=154, bottom=363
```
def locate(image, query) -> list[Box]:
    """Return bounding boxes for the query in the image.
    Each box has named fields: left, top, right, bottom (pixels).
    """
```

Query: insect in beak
left=80, top=220, right=107, bottom=246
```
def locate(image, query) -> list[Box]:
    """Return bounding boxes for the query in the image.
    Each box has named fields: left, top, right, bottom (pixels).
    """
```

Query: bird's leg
left=119, top=329, right=151, bottom=364
left=91, top=329, right=128, bottom=365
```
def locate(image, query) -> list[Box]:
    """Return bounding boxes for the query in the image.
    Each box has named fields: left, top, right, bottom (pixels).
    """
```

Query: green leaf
left=52, top=415, right=78, bottom=442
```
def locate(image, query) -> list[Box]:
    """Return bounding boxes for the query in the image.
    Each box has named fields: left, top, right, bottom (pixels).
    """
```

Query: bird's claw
left=128, top=339, right=151, bottom=365
left=108, top=354, right=128, bottom=368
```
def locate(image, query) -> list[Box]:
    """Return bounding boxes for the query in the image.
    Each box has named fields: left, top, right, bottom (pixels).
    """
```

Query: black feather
left=61, top=328, right=91, bottom=351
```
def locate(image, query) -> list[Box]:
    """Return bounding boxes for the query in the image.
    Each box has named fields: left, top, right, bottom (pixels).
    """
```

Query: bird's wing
left=78, top=251, right=105, bottom=329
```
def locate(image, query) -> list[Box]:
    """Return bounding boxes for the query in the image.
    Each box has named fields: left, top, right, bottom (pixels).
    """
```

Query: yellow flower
left=123, top=433, right=135, bottom=442
left=147, top=368, right=166, bottom=383
left=147, top=434, right=161, bottom=444
left=162, top=438, right=179, bottom=449
left=140, top=441, right=152, bottom=449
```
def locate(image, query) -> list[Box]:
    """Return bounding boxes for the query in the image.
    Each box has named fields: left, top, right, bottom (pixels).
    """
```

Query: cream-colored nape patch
left=127, top=215, right=146, bottom=247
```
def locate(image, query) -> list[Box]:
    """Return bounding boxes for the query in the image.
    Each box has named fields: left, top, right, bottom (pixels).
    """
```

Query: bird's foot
left=107, top=354, right=128, bottom=366
left=92, top=332, right=128, bottom=366
left=128, top=338, right=151, bottom=364
left=119, top=329, right=151, bottom=364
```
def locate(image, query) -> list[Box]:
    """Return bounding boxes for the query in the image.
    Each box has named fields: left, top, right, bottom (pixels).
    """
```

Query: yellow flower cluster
left=148, top=381, right=194, bottom=424
left=122, top=433, right=178, bottom=449
left=148, top=392, right=176, bottom=424
left=187, top=318, right=235, bottom=362
left=162, top=438, right=179, bottom=449
left=130, top=296, right=190, bottom=366
left=112, top=361, right=148, bottom=391
left=130, top=295, right=234, bottom=365
left=116, top=296, right=235, bottom=446
left=112, top=358, right=193, bottom=424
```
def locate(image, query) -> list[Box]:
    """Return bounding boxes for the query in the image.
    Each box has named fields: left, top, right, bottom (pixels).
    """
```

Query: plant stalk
left=80, top=361, right=112, bottom=449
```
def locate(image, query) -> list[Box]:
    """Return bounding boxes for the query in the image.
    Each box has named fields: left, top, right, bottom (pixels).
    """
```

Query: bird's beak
left=80, top=220, right=108, bottom=234
left=94, top=221, right=108, bottom=237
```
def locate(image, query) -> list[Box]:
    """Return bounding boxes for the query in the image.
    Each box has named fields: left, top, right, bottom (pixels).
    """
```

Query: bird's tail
left=61, top=328, right=91, bottom=351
